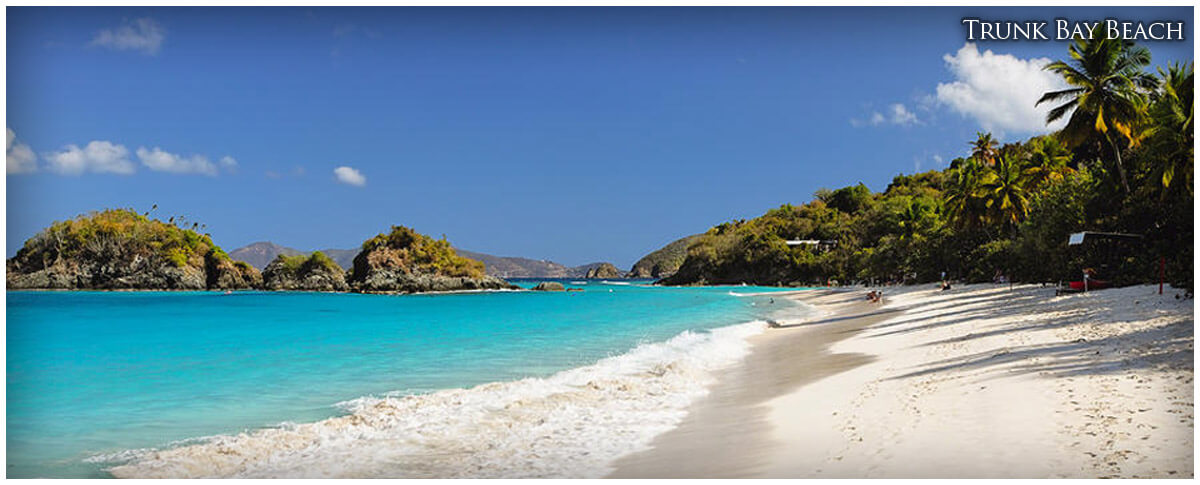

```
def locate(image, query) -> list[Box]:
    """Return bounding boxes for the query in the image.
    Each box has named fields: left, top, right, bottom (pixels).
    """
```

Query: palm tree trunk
left=1107, top=133, right=1132, bottom=195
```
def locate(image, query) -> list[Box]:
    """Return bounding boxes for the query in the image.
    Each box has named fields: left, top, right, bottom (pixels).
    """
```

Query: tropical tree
left=1143, top=62, right=1194, bottom=199
left=944, top=158, right=988, bottom=229
left=895, top=197, right=940, bottom=241
left=1020, top=136, right=1075, bottom=189
left=1036, top=26, right=1156, bottom=195
left=969, top=132, right=1000, bottom=166
left=978, top=155, right=1030, bottom=228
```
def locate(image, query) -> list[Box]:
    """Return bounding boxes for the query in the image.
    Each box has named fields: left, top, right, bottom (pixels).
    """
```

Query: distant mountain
left=228, top=242, right=307, bottom=271
left=229, top=242, right=626, bottom=278
left=229, top=242, right=356, bottom=271
left=454, top=253, right=629, bottom=278
left=318, top=249, right=358, bottom=270
left=453, top=249, right=571, bottom=278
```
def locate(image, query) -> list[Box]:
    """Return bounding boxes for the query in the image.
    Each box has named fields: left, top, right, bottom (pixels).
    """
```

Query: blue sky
left=6, top=7, right=1193, bottom=267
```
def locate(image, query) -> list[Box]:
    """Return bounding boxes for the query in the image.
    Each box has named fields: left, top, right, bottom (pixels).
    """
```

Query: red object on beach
left=1159, top=257, right=1166, bottom=295
left=1068, top=280, right=1110, bottom=290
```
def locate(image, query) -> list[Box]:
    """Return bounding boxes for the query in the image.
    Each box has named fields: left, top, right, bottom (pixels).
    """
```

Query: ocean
left=6, top=280, right=810, bottom=478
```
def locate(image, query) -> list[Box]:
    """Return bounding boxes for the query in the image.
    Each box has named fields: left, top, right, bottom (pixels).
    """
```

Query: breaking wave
left=99, top=321, right=767, bottom=478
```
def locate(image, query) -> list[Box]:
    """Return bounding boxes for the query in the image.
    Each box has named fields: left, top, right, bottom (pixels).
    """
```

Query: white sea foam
left=102, top=321, right=768, bottom=478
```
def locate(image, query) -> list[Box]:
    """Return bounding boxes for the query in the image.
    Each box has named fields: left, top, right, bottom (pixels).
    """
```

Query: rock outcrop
left=208, top=258, right=264, bottom=290
left=531, top=281, right=566, bottom=291
left=629, top=234, right=703, bottom=279
left=261, top=252, right=348, bottom=291
left=6, top=209, right=260, bottom=290
left=347, top=225, right=518, bottom=293
left=584, top=262, right=623, bottom=279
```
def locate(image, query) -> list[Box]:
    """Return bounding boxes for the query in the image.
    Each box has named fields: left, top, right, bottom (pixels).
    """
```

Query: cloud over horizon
left=333, top=166, right=366, bottom=187
left=935, top=43, right=1069, bottom=136
left=90, top=18, right=165, bottom=55
left=7, top=128, right=37, bottom=175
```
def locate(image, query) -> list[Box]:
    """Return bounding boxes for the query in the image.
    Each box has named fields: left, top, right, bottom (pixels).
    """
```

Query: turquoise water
left=7, top=280, right=804, bottom=478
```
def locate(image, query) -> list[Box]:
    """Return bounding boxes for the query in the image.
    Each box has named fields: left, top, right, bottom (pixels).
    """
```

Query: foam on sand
left=103, top=321, right=767, bottom=478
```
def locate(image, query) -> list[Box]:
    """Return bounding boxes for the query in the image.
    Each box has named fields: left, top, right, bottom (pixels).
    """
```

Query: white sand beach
left=613, top=284, right=1193, bottom=478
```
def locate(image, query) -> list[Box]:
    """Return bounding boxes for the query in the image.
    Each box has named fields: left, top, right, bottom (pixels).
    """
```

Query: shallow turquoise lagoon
left=7, top=280, right=805, bottom=478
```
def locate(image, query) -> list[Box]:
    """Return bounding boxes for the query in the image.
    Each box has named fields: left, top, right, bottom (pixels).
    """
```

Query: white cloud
left=333, top=166, right=366, bottom=187
left=852, top=103, right=919, bottom=127
left=45, top=141, right=135, bottom=175
left=136, top=147, right=220, bottom=176
left=887, top=104, right=918, bottom=126
left=7, top=128, right=37, bottom=174
left=935, top=43, right=1069, bottom=136
left=91, top=18, right=165, bottom=55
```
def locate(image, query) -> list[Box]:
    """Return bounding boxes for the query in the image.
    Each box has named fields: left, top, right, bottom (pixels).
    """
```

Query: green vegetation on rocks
left=7, top=208, right=259, bottom=290
left=348, top=225, right=517, bottom=293
left=629, top=234, right=703, bottom=278
left=262, top=251, right=349, bottom=291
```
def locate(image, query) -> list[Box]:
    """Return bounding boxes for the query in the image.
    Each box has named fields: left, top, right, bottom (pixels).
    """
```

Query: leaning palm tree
left=978, top=155, right=1030, bottom=228
left=1036, top=26, right=1156, bottom=195
left=1143, top=62, right=1194, bottom=199
left=969, top=132, right=1000, bottom=166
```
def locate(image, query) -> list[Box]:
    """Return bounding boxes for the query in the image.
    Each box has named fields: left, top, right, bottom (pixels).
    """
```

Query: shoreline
left=608, top=289, right=894, bottom=477
left=612, top=283, right=1194, bottom=478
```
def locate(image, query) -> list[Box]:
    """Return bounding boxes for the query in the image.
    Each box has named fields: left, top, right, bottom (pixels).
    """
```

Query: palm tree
left=896, top=197, right=938, bottom=241
left=969, top=132, right=1000, bottom=166
left=944, top=158, right=988, bottom=229
left=978, top=155, right=1030, bottom=228
left=1143, top=62, right=1194, bottom=199
left=1020, top=136, right=1075, bottom=189
left=1036, top=26, right=1156, bottom=195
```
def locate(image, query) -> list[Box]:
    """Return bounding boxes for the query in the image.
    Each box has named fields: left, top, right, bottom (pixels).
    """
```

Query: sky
left=6, top=7, right=1194, bottom=268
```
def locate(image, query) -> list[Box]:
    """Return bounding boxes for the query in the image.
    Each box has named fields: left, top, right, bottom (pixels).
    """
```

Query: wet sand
left=609, top=290, right=897, bottom=478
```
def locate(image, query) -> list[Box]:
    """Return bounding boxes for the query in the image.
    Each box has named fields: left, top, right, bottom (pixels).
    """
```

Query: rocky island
left=7, top=210, right=521, bottom=294
left=583, top=262, right=623, bottom=279
left=262, top=252, right=349, bottom=291
left=6, top=209, right=260, bottom=290
left=347, top=225, right=518, bottom=293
